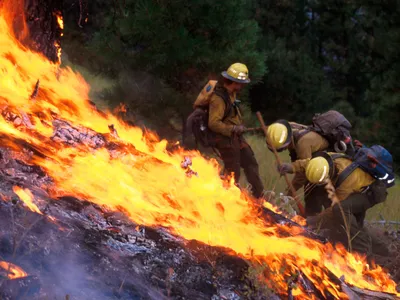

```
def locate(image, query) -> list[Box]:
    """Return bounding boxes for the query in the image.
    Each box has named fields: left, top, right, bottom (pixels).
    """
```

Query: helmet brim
left=221, top=71, right=251, bottom=84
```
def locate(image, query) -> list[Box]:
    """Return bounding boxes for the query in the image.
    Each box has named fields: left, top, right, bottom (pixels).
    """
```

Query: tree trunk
left=23, top=0, right=63, bottom=63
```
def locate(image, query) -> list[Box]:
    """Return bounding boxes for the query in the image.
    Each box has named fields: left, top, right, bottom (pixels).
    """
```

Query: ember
left=0, top=0, right=399, bottom=298
left=0, top=261, right=27, bottom=279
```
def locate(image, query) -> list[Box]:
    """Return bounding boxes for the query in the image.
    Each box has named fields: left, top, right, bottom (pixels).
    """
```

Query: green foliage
left=84, top=0, right=266, bottom=88
left=101, top=70, right=187, bottom=139
left=60, top=53, right=116, bottom=111
left=250, top=38, right=335, bottom=123
left=250, top=0, right=400, bottom=165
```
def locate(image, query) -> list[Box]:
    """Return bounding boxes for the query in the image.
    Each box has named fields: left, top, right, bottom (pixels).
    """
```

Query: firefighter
left=277, top=152, right=388, bottom=255
left=266, top=121, right=330, bottom=215
left=205, top=63, right=264, bottom=199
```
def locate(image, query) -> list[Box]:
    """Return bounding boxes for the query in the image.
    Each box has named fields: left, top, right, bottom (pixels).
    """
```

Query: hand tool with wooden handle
left=256, top=111, right=306, bottom=217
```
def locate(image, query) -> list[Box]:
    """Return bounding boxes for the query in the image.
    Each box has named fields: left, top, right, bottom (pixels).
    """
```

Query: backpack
left=183, top=81, right=233, bottom=149
left=309, top=110, right=352, bottom=150
left=335, top=145, right=395, bottom=189
left=289, top=111, right=354, bottom=161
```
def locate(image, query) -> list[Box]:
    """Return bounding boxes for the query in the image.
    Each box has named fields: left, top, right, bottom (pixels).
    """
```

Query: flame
left=53, top=11, right=63, bottom=63
left=55, top=11, right=64, bottom=33
left=113, top=103, right=127, bottom=114
left=0, top=2, right=398, bottom=297
left=0, top=261, right=28, bottom=279
left=12, top=186, right=42, bottom=214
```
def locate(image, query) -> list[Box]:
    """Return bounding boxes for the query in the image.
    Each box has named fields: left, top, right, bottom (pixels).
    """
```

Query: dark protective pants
left=331, top=193, right=373, bottom=254
left=307, top=180, right=388, bottom=255
left=216, top=135, right=264, bottom=199
left=304, top=184, right=332, bottom=217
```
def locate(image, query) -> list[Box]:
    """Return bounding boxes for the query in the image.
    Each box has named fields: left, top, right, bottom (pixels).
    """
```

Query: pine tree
left=84, top=0, right=266, bottom=91
left=250, top=0, right=334, bottom=124
left=361, top=2, right=400, bottom=169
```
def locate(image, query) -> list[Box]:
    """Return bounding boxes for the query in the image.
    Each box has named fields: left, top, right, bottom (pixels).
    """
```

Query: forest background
left=59, top=0, right=400, bottom=220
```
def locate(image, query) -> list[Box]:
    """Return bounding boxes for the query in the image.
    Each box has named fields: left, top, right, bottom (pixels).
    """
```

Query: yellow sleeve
left=291, top=158, right=310, bottom=173
left=208, top=95, right=234, bottom=137
left=295, top=132, right=329, bottom=159
left=291, top=173, right=308, bottom=191
left=295, top=136, right=314, bottom=159
left=282, top=159, right=309, bottom=192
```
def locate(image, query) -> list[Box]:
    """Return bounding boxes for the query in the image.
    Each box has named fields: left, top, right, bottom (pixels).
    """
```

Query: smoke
left=0, top=195, right=167, bottom=300
left=39, top=249, right=166, bottom=300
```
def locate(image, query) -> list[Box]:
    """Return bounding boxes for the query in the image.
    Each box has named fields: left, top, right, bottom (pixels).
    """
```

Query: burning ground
left=0, top=1, right=400, bottom=299
left=0, top=148, right=253, bottom=299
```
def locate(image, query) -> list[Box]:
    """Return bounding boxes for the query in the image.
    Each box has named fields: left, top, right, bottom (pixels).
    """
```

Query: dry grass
left=242, top=134, right=400, bottom=222
left=367, top=184, right=400, bottom=222
left=240, top=134, right=291, bottom=195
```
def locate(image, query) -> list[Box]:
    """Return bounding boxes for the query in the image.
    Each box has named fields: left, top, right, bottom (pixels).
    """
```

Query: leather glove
left=277, top=163, right=294, bottom=175
left=354, top=139, right=363, bottom=149
left=232, top=125, right=247, bottom=135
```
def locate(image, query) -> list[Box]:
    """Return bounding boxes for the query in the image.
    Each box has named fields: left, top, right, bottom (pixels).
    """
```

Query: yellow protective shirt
left=292, top=157, right=375, bottom=201
left=291, top=131, right=330, bottom=191
left=207, top=90, right=242, bottom=137
left=193, top=82, right=242, bottom=137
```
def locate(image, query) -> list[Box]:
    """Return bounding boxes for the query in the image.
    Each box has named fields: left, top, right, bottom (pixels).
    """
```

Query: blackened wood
left=261, top=206, right=328, bottom=244
left=24, top=0, right=63, bottom=62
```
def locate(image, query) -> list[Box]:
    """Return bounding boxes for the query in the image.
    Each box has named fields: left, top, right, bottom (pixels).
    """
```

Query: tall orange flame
left=0, top=2, right=398, bottom=298
left=55, top=11, right=64, bottom=33
left=0, top=261, right=28, bottom=279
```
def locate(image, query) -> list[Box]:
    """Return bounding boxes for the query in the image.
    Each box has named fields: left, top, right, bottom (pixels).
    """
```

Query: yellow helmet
left=305, top=156, right=330, bottom=184
left=266, top=120, right=292, bottom=151
left=221, top=63, right=250, bottom=83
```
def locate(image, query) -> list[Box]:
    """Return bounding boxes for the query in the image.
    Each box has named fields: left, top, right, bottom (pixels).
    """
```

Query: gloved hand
left=276, top=163, right=294, bottom=175
left=354, top=139, right=363, bottom=149
left=232, top=125, right=247, bottom=135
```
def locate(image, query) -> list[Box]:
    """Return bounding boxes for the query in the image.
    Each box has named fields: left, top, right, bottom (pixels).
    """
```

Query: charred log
left=30, top=80, right=40, bottom=100
left=260, top=206, right=328, bottom=244
left=51, top=119, right=106, bottom=148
